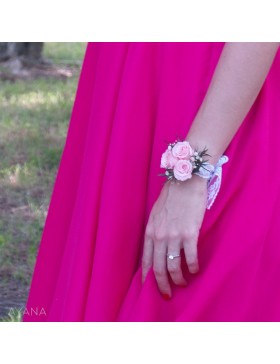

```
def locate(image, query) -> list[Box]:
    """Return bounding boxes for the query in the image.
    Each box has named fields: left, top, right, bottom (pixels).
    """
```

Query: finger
left=142, top=236, right=154, bottom=284
left=183, top=237, right=199, bottom=274
left=153, top=243, right=171, bottom=296
left=167, top=243, right=187, bottom=286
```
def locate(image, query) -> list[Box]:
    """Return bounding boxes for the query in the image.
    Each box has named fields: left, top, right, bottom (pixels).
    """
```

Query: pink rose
left=160, top=149, right=178, bottom=169
left=173, top=159, right=193, bottom=181
left=172, top=141, right=194, bottom=160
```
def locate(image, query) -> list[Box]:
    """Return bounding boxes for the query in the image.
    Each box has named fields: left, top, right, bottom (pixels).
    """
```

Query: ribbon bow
left=193, top=155, right=229, bottom=210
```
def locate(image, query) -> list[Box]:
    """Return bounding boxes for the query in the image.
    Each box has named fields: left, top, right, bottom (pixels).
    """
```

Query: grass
left=43, top=42, right=87, bottom=64
left=0, top=308, right=22, bottom=322
left=0, top=42, right=87, bottom=322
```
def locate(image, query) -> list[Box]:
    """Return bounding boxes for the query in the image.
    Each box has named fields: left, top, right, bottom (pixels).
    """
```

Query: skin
left=141, top=42, right=280, bottom=299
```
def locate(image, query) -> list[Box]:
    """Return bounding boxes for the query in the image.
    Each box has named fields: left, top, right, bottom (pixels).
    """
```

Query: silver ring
left=167, top=253, right=181, bottom=260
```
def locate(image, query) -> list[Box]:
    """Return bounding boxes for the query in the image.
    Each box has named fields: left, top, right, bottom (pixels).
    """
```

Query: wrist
left=166, top=173, right=208, bottom=202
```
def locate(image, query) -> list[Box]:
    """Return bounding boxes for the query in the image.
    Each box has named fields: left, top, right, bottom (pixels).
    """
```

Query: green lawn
left=0, top=42, right=87, bottom=322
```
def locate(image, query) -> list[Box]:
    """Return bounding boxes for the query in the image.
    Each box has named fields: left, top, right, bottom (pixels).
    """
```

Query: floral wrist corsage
left=159, top=138, right=211, bottom=181
left=158, top=137, right=230, bottom=210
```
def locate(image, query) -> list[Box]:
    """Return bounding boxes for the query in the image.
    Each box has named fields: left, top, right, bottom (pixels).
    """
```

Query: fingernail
left=162, top=293, right=171, bottom=300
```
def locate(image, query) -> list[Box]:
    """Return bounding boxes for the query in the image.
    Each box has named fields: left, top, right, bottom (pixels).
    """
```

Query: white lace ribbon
left=193, top=155, right=229, bottom=210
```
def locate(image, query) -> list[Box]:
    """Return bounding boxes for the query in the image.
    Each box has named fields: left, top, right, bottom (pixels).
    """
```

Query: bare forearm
left=185, top=42, right=279, bottom=165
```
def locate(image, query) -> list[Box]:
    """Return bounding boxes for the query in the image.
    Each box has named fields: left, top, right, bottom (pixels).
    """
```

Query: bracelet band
left=159, top=139, right=229, bottom=209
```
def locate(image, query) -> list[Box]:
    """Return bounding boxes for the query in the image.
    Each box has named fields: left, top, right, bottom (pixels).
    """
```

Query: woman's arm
left=186, top=42, right=280, bottom=164
left=142, top=42, right=280, bottom=299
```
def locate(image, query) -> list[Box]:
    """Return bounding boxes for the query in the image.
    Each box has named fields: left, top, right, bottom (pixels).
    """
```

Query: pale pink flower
left=160, top=149, right=178, bottom=169
left=173, top=159, right=193, bottom=181
left=171, top=141, right=194, bottom=160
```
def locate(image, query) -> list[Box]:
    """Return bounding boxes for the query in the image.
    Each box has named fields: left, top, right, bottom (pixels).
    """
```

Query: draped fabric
left=23, top=42, right=280, bottom=322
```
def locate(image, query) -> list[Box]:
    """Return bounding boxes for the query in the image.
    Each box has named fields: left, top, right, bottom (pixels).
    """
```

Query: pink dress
left=23, top=42, right=280, bottom=322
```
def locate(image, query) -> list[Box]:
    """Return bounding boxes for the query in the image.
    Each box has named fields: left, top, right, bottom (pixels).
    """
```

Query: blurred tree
left=0, top=42, right=47, bottom=65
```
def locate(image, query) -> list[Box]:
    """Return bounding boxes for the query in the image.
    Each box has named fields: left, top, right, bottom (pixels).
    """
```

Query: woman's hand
left=141, top=174, right=208, bottom=299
